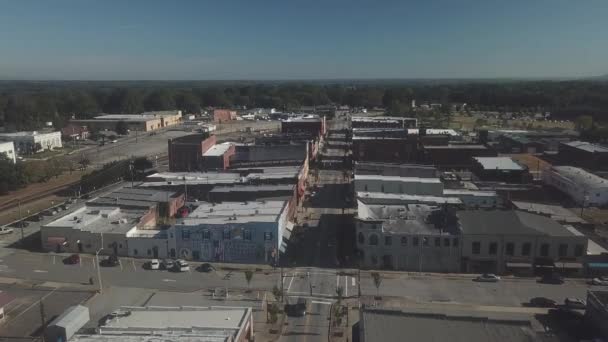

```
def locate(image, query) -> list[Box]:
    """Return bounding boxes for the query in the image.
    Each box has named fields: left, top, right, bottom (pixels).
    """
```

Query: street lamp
left=95, top=233, right=104, bottom=294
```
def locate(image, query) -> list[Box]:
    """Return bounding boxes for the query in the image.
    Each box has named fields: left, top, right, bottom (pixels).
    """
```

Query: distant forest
left=1, top=80, right=608, bottom=131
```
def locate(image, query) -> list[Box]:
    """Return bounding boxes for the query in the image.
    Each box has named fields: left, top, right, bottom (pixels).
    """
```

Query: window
left=371, top=224, right=377, bottom=230
left=385, top=236, right=392, bottom=246
left=413, top=237, right=419, bottom=246
left=505, top=243, right=514, bottom=256
left=522, top=243, right=531, bottom=256
left=444, top=238, right=450, bottom=247
left=369, top=234, right=379, bottom=246
left=147, top=249, right=151, bottom=256
left=433, top=237, right=440, bottom=247
left=371, top=255, right=378, bottom=265
left=401, top=237, right=408, bottom=246
left=575, top=244, right=584, bottom=257
left=558, top=244, right=568, bottom=257
left=181, top=230, right=190, bottom=240
left=133, top=249, right=138, bottom=255
left=358, top=232, right=365, bottom=244
left=223, top=230, right=231, bottom=240
left=540, top=243, right=550, bottom=257
left=170, top=232, right=174, bottom=238
left=423, top=237, right=429, bottom=246
left=203, top=230, right=211, bottom=240
left=489, top=242, right=498, bottom=255
left=170, top=248, right=176, bottom=258
left=472, top=242, right=481, bottom=255
left=264, top=232, right=273, bottom=241
left=453, top=238, right=459, bottom=247
left=380, top=184, right=385, bottom=193
left=364, top=185, right=368, bottom=191
left=243, top=230, right=252, bottom=241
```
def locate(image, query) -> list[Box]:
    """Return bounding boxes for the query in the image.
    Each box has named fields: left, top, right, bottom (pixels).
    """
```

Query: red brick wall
left=222, top=144, right=236, bottom=169
left=201, top=135, right=217, bottom=154
left=213, top=109, right=237, bottom=123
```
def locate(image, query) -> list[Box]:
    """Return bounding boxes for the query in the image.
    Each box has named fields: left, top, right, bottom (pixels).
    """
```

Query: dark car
left=100, top=255, right=120, bottom=267
left=530, top=297, right=557, bottom=307
left=198, top=263, right=216, bottom=272
left=285, top=298, right=307, bottom=317
left=549, top=307, right=584, bottom=320
left=64, top=254, right=80, bottom=265
left=539, top=274, right=564, bottom=285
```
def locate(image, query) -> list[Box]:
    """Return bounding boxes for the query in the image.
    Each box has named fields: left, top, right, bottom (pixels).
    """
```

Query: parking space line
left=131, top=260, right=137, bottom=272
left=52, top=255, right=55, bottom=265
left=9, top=288, right=57, bottom=323
left=92, top=258, right=96, bottom=269
left=352, top=276, right=356, bottom=287
left=287, top=273, right=295, bottom=293
left=336, top=275, right=340, bottom=288
left=119, top=259, right=123, bottom=271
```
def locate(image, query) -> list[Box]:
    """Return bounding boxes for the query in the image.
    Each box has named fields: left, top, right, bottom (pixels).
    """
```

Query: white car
left=475, top=273, right=501, bottom=282
left=174, top=259, right=190, bottom=272
left=0, top=226, right=14, bottom=235
left=591, top=277, right=608, bottom=286
left=149, top=259, right=160, bottom=270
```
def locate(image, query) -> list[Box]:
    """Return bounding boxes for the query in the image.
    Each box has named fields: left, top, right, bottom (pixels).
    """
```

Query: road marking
left=52, top=255, right=55, bottom=265
left=311, top=300, right=333, bottom=305
left=92, top=258, right=96, bottom=269
left=345, top=276, right=348, bottom=297
left=287, top=273, right=295, bottom=293
left=33, top=270, right=48, bottom=273
left=162, top=279, right=176, bottom=282
left=336, top=275, right=340, bottom=288
left=131, top=260, right=136, bottom=272
left=119, top=259, right=123, bottom=271
left=9, top=288, right=57, bottom=323
left=351, top=277, right=356, bottom=287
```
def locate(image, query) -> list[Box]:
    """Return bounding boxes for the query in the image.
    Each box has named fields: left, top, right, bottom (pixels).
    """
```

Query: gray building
left=458, top=210, right=588, bottom=274
left=354, top=174, right=444, bottom=196
left=586, top=291, right=608, bottom=340
left=356, top=201, right=461, bottom=272
left=170, top=200, right=289, bottom=264
left=354, top=162, right=439, bottom=178
left=45, top=305, right=90, bottom=342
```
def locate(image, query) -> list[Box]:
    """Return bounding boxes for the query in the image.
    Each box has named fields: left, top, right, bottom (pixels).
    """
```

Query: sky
left=0, top=0, right=607, bottom=80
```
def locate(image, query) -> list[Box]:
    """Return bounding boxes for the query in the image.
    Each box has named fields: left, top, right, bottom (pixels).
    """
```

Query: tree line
left=1, top=80, right=608, bottom=131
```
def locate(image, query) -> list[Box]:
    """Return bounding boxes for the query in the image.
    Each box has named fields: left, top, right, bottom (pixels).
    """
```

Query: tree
left=575, top=115, right=594, bottom=131
left=132, top=157, right=153, bottom=172
left=244, top=270, right=254, bottom=289
left=272, top=285, right=283, bottom=302
left=335, top=286, right=344, bottom=304
left=115, top=121, right=129, bottom=135
left=371, top=272, right=382, bottom=296
left=78, top=155, right=91, bottom=170
left=267, top=303, right=280, bottom=324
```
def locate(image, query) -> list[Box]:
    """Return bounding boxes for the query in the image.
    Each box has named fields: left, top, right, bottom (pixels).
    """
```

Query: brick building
left=202, top=142, right=235, bottom=170
left=213, top=109, right=237, bottom=123
left=168, top=134, right=216, bottom=171
left=558, top=141, right=608, bottom=171
left=280, top=116, right=325, bottom=136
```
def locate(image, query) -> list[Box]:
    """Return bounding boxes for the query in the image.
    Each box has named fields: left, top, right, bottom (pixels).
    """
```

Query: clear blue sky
left=1, top=0, right=607, bottom=80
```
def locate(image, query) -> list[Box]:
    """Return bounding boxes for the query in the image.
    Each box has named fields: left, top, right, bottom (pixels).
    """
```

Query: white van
left=175, top=259, right=190, bottom=272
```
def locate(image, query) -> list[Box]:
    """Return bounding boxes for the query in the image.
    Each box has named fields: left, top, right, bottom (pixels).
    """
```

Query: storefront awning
left=588, top=262, right=608, bottom=269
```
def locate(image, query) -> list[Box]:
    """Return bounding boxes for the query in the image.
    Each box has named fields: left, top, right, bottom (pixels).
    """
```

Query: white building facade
left=543, top=166, right=608, bottom=206
left=0, top=141, right=16, bottom=163
left=0, top=131, right=62, bottom=154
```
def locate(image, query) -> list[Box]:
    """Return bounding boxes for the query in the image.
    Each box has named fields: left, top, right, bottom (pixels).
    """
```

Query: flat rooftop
left=563, top=140, right=608, bottom=153
left=361, top=309, right=541, bottom=342
left=0, top=130, right=59, bottom=137
left=210, top=184, right=294, bottom=193
left=204, top=142, right=233, bottom=157
left=179, top=200, right=287, bottom=225
left=357, top=191, right=462, bottom=205
left=551, top=166, right=608, bottom=188
left=72, top=306, right=250, bottom=342
left=355, top=174, right=442, bottom=184
left=511, top=201, right=587, bottom=224
left=43, top=206, right=147, bottom=234
left=458, top=210, right=579, bottom=237
left=89, top=187, right=179, bottom=208
left=357, top=201, right=453, bottom=235
left=473, top=157, right=525, bottom=171
left=424, top=144, right=488, bottom=149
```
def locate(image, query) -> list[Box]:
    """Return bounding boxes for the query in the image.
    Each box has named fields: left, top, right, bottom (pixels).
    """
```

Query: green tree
left=115, top=121, right=129, bottom=135
left=371, top=272, right=382, bottom=296
left=272, top=285, right=283, bottom=302
left=244, top=270, right=254, bottom=289
left=132, top=157, right=153, bottom=172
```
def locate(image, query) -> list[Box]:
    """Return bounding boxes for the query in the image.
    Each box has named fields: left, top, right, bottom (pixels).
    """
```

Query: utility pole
left=95, top=233, right=104, bottom=294
left=18, top=199, right=24, bottom=244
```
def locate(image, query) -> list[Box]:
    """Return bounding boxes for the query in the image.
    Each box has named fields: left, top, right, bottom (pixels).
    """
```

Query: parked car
left=161, top=259, right=175, bottom=270
left=0, top=226, right=14, bottom=235
left=540, top=274, right=564, bottom=285
left=549, top=307, right=584, bottom=320
left=59, top=204, right=69, bottom=211
left=100, top=255, right=120, bottom=267
left=474, top=273, right=501, bottom=282
left=285, top=298, right=307, bottom=317
left=148, top=259, right=160, bottom=270
left=529, top=297, right=557, bottom=308
left=198, top=263, right=215, bottom=272
left=591, top=276, right=608, bottom=286
left=173, top=259, right=190, bottom=272
left=564, top=298, right=586, bottom=310
left=64, top=254, right=80, bottom=265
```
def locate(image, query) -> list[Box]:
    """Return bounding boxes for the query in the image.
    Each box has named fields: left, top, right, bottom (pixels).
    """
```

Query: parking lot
left=0, top=283, right=93, bottom=340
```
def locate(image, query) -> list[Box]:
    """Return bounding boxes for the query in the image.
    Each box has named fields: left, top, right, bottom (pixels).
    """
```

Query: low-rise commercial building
left=356, top=202, right=461, bottom=272
left=168, top=134, right=216, bottom=171
left=88, top=187, right=185, bottom=218
left=354, top=162, right=438, bottom=178
left=213, top=109, right=237, bottom=123
left=471, top=157, right=531, bottom=183
left=61, top=123, right=89, bottom=140
left=230, top=143, right=308, bottom=168
left=0, top=130, right=62, bottom=154
left=354, top=174, right=444, bottom=196
left=71, top=306, right=253, bottom=342
left=281, top=116, right=326, bottom=136
left=71, top=110, right=182, bottom=132
left=422, top=144, right=497, bottom=169
left=41, top=206, right=155, bottom=255
left=202, top=142, right=235, bottom=170
left=0, top=141, right=16, bottom=163
left=543, top=166, right=608, bottom=206
left=558, top=140, right=608, bottom=171
left=352, top=116, right=417, bottom=129
left=170, top=200, right=289, bottom=263
left=458, top=210, right=588, bottom=274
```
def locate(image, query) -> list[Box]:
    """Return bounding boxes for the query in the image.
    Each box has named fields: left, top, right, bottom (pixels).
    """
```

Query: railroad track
left=0, top=179, right=80, bottom=213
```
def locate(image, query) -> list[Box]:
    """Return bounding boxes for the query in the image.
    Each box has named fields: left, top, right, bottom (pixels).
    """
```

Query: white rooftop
left=473, top=157, right=525, bottom=171
left=0, top=130, right=60, bottom=137
left=552, top=166, right=608, bottom=188
left=43, top=206, right=146, bottom=234
left=204, top=142, right=233, bottom=157
left=355, top=174, right=442, bottom=184
left=179, top=200, right=287, bottom=225
left=407, top=128, right=459, bottom=136
left=357, top=191, right=462, bottom=205
left=563, top=140, right=608, bottom=153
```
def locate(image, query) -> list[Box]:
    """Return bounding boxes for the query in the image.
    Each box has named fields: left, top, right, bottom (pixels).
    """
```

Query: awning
left=506, top=262, right=532, bottom=268
left=46, top=237, right=66, bottom=245
left=588, top=263, right=608, bottom=269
